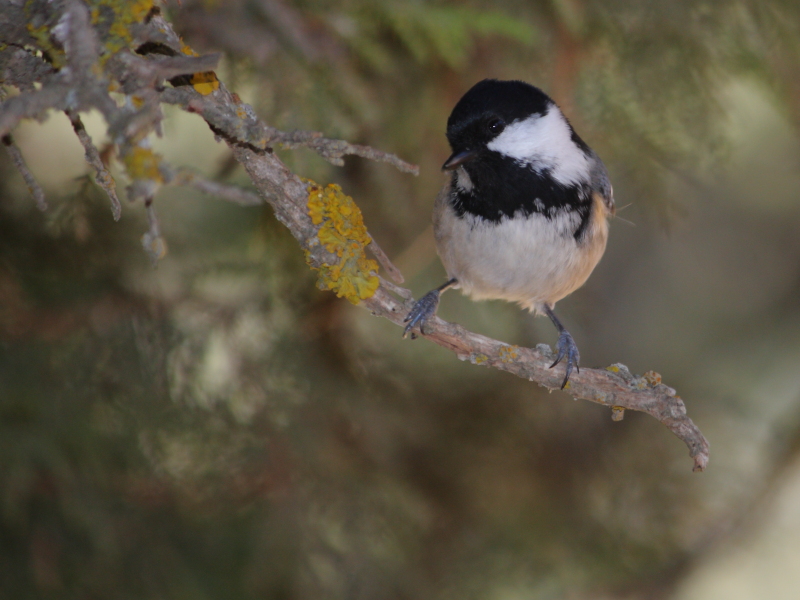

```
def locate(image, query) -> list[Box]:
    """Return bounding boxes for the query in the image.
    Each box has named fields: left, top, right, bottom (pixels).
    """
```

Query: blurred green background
left=2, top=0, right=800, bottom=598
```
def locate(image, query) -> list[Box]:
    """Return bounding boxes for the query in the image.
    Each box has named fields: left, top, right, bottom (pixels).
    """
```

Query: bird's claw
left=403, top=290, right=440, bottom=338
left=549, top=329, right=580, bottom=389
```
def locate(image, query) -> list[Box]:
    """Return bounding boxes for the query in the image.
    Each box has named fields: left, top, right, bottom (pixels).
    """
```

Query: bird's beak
left=442, top=149, right=477, bottom=171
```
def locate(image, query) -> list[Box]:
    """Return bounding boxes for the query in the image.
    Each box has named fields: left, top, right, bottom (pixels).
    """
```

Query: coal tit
left=404, top=79, right=615, bottom=388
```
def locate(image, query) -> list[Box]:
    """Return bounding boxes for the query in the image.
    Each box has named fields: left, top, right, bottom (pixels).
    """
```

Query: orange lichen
left=189, top=71, right=219, bottom=95
left=306, top=181, right=379, bottom=304
left=499, top=345, right=520, bottom=363
left=643, top=371, right=662, bottom=386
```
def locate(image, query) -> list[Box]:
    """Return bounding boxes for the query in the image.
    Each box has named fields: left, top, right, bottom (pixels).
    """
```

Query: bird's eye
left=487, top=118, right=505, bottom=134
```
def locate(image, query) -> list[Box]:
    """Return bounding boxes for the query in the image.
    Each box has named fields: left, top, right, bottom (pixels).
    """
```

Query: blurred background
left=2, top=0, right=800, bottom=598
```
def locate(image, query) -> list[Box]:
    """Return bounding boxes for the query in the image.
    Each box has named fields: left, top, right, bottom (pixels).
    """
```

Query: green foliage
left=345, top=3, right=539, bottom=70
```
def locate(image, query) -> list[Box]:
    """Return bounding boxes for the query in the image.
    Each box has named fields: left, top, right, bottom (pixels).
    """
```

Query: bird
left=403, top=79, right=615, bottom=389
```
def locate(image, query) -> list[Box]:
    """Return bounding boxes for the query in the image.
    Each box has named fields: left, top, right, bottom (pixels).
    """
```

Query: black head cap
left=446, top=79, right=553, bottom=151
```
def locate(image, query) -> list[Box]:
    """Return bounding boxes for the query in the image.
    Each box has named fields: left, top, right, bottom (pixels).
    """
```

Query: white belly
left=433, top=199, right=608, bottom=312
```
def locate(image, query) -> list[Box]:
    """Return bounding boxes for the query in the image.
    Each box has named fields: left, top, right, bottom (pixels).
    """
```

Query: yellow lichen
left=473, top=353, right=488, bottom=365
left=180, top=41, right=197, bottom=56
left=122, top=146, right=163, bottom=183
left=306, top=181, right=379, bottom=304
left=24, top=0, right=152, bottom=69
left=189, top=71, right=219, bottom=95
left=499, top=345, right=520, bottom=363
left=606, top=365, right=620, bottom=373
left=643, top=371, right=662, bottom=386
left=178, top=40, right=219, bottom=95
left=26, top=22, right=66, bottom=69
left=89, top=0, right=154, bottom=61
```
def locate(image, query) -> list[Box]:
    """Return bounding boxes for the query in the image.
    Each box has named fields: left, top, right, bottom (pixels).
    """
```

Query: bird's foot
left=403, top=290, right=441, bottom=338
left=550, top=329, right=580, bottom=389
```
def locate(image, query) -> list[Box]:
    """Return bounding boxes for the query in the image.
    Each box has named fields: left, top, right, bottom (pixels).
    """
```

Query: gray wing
left=588, top=153, right=615, bottom=213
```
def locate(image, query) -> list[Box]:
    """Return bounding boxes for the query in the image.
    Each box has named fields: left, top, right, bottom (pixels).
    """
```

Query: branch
left=0, top=3, right=709, bottom=471
left=163, top=82, right=709, bottom=471
left=278, top=133, right=421, bottom=174
left=171, top=167, right=264, bottom=206
left=141, top=197, right=166, bottom=266
left=365, top=292, right=710, bottom=472
left=159, top=88, right=419, bottom=174
left=68, top=112, right=122, bottom=220
left=2, top=133, right=47, bottom=211
left=368, top=237, right=404, bottom=284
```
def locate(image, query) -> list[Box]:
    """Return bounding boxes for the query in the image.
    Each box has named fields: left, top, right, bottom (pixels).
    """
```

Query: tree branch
left=365, top=293, right=710, bottom=472
left=2, top=133, right=47, bottom=211
left=141, top=197, right=166, bottom=266
left=171, top=167, right=264, bottom=207
left=159, top=88, right=419, bottom=174
left=0, top=1, right=709, bottom=471
left=160, top=79, right=709, bottom=470
left=68, top=112, right=122, bottom=220
left=368, top=237, right=404, bottom=284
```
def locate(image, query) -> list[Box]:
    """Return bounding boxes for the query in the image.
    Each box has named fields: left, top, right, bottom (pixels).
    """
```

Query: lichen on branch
left=306, top=180, right=380, bottom=304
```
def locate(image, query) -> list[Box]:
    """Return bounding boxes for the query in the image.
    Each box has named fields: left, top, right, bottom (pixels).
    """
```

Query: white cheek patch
left=487, top=106, right=591, bottom=187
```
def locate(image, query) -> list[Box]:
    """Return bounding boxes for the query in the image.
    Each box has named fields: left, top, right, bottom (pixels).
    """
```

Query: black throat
left=450, top=151, right=593, bottom=240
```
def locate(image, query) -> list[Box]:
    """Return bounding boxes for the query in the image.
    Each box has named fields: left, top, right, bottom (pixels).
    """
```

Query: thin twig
left=368, top=237, right=404, bottom=284
left=172, top=167, right=264, bottom=206
left=159, top=88, right=420, bottom=175
left=281, top=135, right=421, bottom=174
left=378, top=275, right=413, bottom=301
left=142, top=198, right=167, bottom=265
left=68, top=112, right=122, bottom=220
left=2, top=134, right=47, bottom=211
